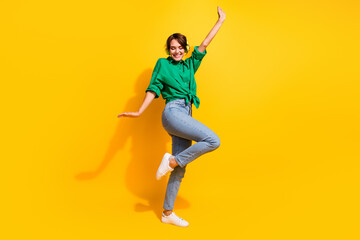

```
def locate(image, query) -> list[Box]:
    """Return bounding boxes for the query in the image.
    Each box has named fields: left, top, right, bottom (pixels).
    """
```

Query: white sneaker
left=156, top=153, right=174, bottom=180
left=161, top=212, right=189, bottom=227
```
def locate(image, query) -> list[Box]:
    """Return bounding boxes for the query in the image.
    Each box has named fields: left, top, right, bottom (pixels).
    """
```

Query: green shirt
left=145, top=46, right=207, bottom=109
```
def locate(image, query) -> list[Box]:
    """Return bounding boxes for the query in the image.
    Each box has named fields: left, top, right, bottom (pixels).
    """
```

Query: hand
left=117, top=111, right=141, bottom=118
left=217, top=6, right=226, bottom=22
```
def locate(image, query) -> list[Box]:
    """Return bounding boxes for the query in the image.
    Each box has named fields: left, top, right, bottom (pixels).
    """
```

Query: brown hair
left=165, top=33, right=189, bottom=54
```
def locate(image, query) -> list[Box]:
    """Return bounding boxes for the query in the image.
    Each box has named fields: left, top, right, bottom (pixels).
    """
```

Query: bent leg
left=162, top=108, right=220, bottom=168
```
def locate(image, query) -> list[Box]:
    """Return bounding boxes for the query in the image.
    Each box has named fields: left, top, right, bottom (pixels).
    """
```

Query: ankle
left=169, top=157, right=178, bottom=168
left=163, top=210, right=172, bottom=216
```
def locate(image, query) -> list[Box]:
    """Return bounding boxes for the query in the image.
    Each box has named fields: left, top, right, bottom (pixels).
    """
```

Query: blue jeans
left=161, top=99, right=220, bottom=210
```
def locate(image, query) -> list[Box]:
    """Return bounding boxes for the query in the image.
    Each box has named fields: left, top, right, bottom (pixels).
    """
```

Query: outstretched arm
left=117, top=91, right=156, bottom=118
left=197, top=6, right=226, bottom=53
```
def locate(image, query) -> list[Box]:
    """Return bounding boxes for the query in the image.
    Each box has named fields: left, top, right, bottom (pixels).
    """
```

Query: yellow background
left=1, top=0, right=359, bottom=239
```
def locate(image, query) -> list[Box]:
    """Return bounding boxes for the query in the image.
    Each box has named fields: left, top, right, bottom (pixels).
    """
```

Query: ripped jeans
left=161, top=98, right=220, bottom=210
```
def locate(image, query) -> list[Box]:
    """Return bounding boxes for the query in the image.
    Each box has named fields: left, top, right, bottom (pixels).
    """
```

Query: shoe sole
left=161, top=218, right=189, bottom=227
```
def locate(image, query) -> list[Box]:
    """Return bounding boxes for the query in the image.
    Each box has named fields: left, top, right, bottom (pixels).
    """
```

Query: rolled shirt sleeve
left=145, top=58, right=164, bottom=98
left=186, top=46, right=207, bottom=73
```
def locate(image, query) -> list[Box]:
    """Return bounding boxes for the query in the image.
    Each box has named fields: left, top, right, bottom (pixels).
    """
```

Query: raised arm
left=117, top=91, right=156, bottom=118
left=197, top=6, right=226, bottom=53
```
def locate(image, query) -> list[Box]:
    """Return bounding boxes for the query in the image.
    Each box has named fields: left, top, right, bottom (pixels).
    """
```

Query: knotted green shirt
left=145, top=46, right=207, bottom=108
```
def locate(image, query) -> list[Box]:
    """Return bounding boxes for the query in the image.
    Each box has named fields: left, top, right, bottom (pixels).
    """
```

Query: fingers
left=217, top=6, right=223, bottom=13
left=217, top=6, right=226, bottom=20
left=117, top=112, right=139, bottom=118
left=117, top=112, right=129, bottom=118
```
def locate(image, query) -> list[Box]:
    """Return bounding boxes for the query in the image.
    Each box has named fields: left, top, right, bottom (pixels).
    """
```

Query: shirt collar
left=166, top=56, right=189, bottom=67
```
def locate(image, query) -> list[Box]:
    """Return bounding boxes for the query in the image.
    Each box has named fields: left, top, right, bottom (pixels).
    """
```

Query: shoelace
left=173, top=214, right=186, bottom=223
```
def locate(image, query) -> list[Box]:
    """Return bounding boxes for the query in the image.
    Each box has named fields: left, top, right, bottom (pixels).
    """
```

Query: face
left=169, top=39, right=185, bottom=62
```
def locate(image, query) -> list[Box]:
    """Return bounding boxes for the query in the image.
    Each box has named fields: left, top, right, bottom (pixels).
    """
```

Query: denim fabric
left=161, top=98, right=220, bottom=210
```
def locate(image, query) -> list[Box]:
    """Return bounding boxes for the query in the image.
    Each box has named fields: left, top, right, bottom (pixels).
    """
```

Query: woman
left=118, top=6, right=226, bottom=227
